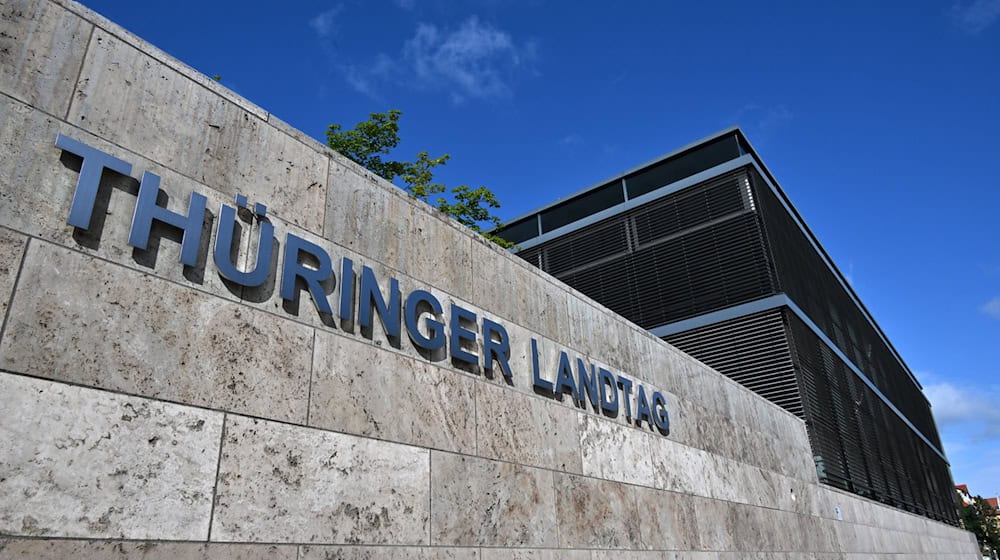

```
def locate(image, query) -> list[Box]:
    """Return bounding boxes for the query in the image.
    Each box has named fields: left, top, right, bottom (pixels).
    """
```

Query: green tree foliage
left=959, top=492, right=1000, bottom=558
left=326, top=110, right=514, bottom=248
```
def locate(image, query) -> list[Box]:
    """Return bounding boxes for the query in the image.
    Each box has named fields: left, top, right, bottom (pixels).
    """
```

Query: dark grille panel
left=544, top=219, right=629, bottom=277
left=496, top=216, right=537, bottom=245
left=786, top=312, right=957, bottom=523
left=663, top=309, right=803, bottom=417
left=632, top=173, right=745, bottom=245
left=517, top=170, right=777, bottom=330
left=752, top=169, right=943, bottom=452
left=540, top=181, right=625, bottom=233
left=625, top=133, right=742, bottom=198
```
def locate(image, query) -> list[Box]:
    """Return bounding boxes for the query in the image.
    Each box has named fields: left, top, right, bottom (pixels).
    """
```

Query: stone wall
left=0, top=0, right=981, bottom=558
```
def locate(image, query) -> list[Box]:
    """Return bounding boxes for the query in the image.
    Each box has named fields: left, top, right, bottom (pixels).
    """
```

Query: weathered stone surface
left=481, top=551, right=591, bottom=560
left=0, top=228, right=27, bottom=324
left=310, top=330, right=476, bottom=454
left=0, top=0, right=90, bottom=116
left=634, top=487, right=700, bottom=550
left=211, top=415, right=430, bottom=544
left=299, top=546, right=478, bottom=560
left=67, top=30, right=328, bottom=233
left=0, top=241, right=312, bottom=422
left=0, top=540, right=295, bottom=559
left=553, top=472, right=641, bottom=549
left=649, top=437, right=711, bottom=497
left=430, top=451, right=557, bottom=547
left=324, top=156, right=475, bottom=304
left=476, top=380, right=583, bottom=473
left=690, top=496, right=734, bottom=552
left=0, top=95, right=246, bottom=302
left=0, top=373, right=222, bottom=539
left=579, top=414, right=656, bottom=488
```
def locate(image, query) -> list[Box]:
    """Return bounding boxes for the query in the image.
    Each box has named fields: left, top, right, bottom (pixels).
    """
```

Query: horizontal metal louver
left=518, top=169, right=777, bottom=330
left=663, top=309, right=804, bottom=417
left=786, top=313, right=957, bottom=523
left=751, top=169, right=943, bottom=452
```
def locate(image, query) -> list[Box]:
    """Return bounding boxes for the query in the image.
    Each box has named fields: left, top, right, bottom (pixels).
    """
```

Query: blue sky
left=83, top=0, right=999, bottom=500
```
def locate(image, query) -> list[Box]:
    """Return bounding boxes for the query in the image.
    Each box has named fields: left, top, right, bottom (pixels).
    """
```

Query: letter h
left=128, top=171, right=207, bottom=267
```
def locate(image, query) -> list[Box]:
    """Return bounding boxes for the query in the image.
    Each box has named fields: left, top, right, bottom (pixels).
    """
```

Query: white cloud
left=925, top=381, right=1000, bottom=439
left=982, top=296, right=1000, bottom=319
left=559, top=133, right=583, bottom=146
left=309, top=6, right=343, bottom=38
left=951, top=0, right=1000, bottom=34
left=310, top=9, right=535, bottom=101
left=342, top=54, right=397, bottom=100
left=402, top=16, right=531, bottom=102
left=395, top=0, right=416, bottom=9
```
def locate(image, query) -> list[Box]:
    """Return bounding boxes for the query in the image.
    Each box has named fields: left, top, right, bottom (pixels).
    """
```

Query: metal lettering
left=128, top=171, right=207, bottom=267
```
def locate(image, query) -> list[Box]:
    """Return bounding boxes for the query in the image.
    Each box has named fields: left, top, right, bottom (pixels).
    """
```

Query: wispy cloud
left=558, top=133, right=583, bottom=146
left=950, top=0, right=1000, bottom=34
left=342, top=54, right=397, bottom=101
left=395, top=0, right=416, bottom=9
left=309, top=11, right=535, bottom=102
left=982, top=297, right=1000, bottom=319
left=402, top=16, right=534, bottom=102
left=309, top=6, right=343, bottom=38
left=925, top=381, right=1000, bottom=440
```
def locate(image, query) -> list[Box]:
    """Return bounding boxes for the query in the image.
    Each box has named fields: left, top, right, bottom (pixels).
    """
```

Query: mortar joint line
left=206, top=412, right=228, bottom=542
left=306, top=329, right=317, bottom=426
left=0, top=236, right=32, bottom=346
left=428, top=448, right=433, bottom=546
left=64, top=24, right=95, bottom=122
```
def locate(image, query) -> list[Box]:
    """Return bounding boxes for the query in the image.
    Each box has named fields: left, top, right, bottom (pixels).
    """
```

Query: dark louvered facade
left=495, top=128, right=958, bottom=524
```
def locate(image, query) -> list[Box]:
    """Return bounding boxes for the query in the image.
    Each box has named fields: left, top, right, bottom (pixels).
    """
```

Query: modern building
left=1, top=1, right=981, bottom=556
left=496, top=128, right=958, bottom=523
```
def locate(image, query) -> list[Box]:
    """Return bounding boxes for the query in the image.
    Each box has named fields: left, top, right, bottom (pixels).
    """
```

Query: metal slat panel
left=664, top=309, right=803, bottom=416
left=752, top=169, right=943, bottom=451
left=785, top=312, right=957, bottom=523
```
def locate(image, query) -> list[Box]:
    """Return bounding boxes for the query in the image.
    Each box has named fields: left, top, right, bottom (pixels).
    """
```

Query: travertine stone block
left=324, top=160, right=406, bottom=270
left=469, top=237, right=520, bottom=326
left=310, top=330, right=476, bottom=454
left=0, top=373, right=222, bottom=539
left=634, top=487, right=700, bottom=550
left=690, top=496, right=734, bottom=552
left=299, top=546, right=478, bottom=559
left=553, top=472, right=640, bottom=549
left=476, top=380, right=583, bottom=473
left=211, top=415, right=430, bottom=544
left=0, top=540, right=296, bottom=559
left=482, top=550, right=591, bottom=560
left=0, top=228, right=27, bottom=323
left=579, top=414, right=655, bottom=488
left=0, top=0, right=90, bottom=116
left=649, top=437, right=711, bottom=497
left=525, top=276, right=570, bottom=349
left=48, top=0, right=268, bottom=121
left=0, top=241, right=312, bottom=422
left=323, top=155, right=477, bottom=305
left=0, top=96, right=246, bottom=302
left=67, top=30, right=328, bottom=234
left=400, top=198, right=474, bottom=304
left=430, top=452, right=557, bottom=547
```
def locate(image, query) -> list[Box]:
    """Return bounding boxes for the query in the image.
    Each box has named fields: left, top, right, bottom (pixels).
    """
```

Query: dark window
left=625, top=134, right=741, bottom=199
left=494, top=216, right=538, bottom=245
left=539, top=181, right=625, bottom=233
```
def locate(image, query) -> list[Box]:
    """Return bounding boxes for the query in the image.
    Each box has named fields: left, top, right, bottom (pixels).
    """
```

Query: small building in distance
left=496, top=127, right=957, bottom=523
